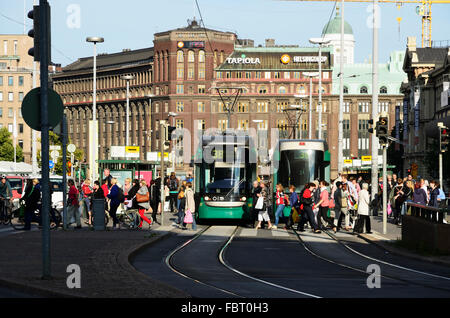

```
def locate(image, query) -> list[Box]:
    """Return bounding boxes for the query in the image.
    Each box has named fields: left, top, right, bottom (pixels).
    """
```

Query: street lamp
left=86, top=36, right=104, bottom=182
left=309, top=38, right=330, bottom=140
left=302, top=72, right=319, bottom=139
left=120, top=74, right=135, bottom=147
left=106, top=120, right=114, bottom=159
left=293, top=94, right=308, bottom=139
left=146, top=94, right=155, bottom=153
left=168, top=112, right=178, bottom=172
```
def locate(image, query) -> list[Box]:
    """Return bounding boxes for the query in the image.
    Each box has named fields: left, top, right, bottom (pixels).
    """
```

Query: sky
left=1, top=0, right=450, bottom=67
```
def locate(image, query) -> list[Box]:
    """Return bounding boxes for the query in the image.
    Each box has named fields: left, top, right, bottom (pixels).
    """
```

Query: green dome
left=322, top=16, right=353, bottom=35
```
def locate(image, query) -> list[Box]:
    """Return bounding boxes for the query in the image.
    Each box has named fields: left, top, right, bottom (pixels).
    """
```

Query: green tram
left=271, top=139, right=331, bottom=217
left=194, top=133, right=257, bottom=221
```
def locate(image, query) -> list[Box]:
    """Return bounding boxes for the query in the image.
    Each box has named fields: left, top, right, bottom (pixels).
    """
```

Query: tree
left=37, top=131, right=84, bottom=175
left=0, top=128, right=24, bottom=162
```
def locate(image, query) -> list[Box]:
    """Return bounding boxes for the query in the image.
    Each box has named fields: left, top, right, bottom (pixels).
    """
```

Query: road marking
left=271, top=229, right=290, bottom=237
left=239, top=228, right=257, bottom=237
left=0, top=228, right=13, bottom=233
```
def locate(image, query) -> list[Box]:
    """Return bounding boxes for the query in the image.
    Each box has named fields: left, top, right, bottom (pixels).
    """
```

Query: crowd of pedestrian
left=249, top=172, right=448, bottom=234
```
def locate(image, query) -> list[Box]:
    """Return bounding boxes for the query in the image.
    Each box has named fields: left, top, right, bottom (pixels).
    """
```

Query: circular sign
left=51, top=150, right=60, bottom=158
left=177, top=41, right=184, bottom=48
left=21, top=87, right=64, bottom=131
left=67, top=144, right=76, bottom=153
left=49, top=160, right=54, bottom=169
left=280, top=54, right=291, bottom=64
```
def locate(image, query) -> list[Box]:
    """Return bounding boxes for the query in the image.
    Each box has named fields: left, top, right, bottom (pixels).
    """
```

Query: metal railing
left=406, top=202, right=449, bottom=224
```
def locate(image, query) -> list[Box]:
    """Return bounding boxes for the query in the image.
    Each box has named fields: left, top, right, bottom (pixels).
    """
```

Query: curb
left=0, top=226, right=185, bottom=298
left=357, top=232, right=450, bottom=267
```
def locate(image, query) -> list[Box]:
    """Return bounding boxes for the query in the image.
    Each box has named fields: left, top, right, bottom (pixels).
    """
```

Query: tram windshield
left=199, top=145, right=252, bottom=196
left=278, top=149, right=324, bottom=191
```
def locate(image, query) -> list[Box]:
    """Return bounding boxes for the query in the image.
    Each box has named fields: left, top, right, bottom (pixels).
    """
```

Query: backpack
left=117, top=187, right=125, bottom=203
left=169, top=178, right=178, bottom=191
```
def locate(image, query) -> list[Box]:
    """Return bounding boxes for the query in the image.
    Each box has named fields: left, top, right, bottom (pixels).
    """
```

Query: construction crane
left=283, top=0, right=450, bottom=47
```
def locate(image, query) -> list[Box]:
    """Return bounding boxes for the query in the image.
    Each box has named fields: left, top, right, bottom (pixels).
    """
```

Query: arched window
left=360, top=86, right=368, bottom=94
left=258, top=86, right=267, bottom=94
left=380, top=86, right=388, bottom=94
left=343, top=86, right=349, bottom=94
left=188, top=50, right=195, bottom=63
left=177, top=50, right=184, bottom=63
left=198, top=50, right=205, bottom=63
left=278, top=86, right=286, bottom=94
left=298, top=85, right=306, bottom=94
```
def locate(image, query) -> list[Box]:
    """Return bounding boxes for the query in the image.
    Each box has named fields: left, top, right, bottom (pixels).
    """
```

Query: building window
left=255, top=72, right=261, bottom=79
left=284, top=72, right=290, bottom=79
left=360, top=86, right=368, bottom=94
left=198, top=85, right=205, bottom=94
left=177, top=50, right=184, bottom=62
left=8, top=76, right=13, bottom=86
left=343, top=86, right=348, bottom=94
left=245, top=72, right=251, bottom=79
left=358, top=119, right=369, bottom=130
left=216, top=71, right=222, bottom=79
left=218, top=119, right=228, bottom=131
left=176, top=85, right=184, bottom=94
left=294, top=72, right=300, bottom=79
left=198, top=50, right=205, bottom=63
left=0, top=92, right=3, bottom=101
left=188, top=50, right=195, bottom=63
left=165, top=102, right=169, bottom=113
left=237, top=119, right=249, bottom=130
left=343, top=101, right=351, bottom=112
left=264, top=72, right=271, bottom=79
left=278, top=86, right=286, bottom=94
left=187, top=66, right=194, bottom=79
left=177, top=66, right=184, bottom=80
left=380, top=86, right=388, bottom=94
left=198, top=119, right=205, bottom=130
left=18, top=92, right=24, bottom=101
left=0, top=107, right=2, bottom=117
left=8, top=124, right=13, bottom=133
left=276, top=101, right=288, bottom=112
left=274, top=72, right=281, bottom=79
left=176, top=101, right=184, bottom=112
left=18, top=76, right=24, bottom=86
left=176, top=119, right=184, bottom=129
left=358, top=102, right=369, bottom=113
left=197, top=101, right=205, bottom=112
left=198, top=66, right=205, bottom=79
left=13, top=40, right=17, bottom=55
left=258, top=86, right=267, bottom=94
left=343, top=138, right=350, bottom=150
left=226, top=72, right=231, bottom=79
left=236, top=72, right=242, bottom=79
left=378, top=101, right=389, bottom=113
left=298, top=85, right=306, bottom=94
left=0, top=76, right=3, bottom=85
left=237, top=102, right=248, bottom=113
left=257, top=101, right=268, bottom=112
left=343, top=119, right=350, bottom=130
left=256, top=120, right=268, bottom=130
left=8, top=92, right=13, bottom=102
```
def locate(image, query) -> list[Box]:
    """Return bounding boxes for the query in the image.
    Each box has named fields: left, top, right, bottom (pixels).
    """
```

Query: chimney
left=265, top=39, right=275, bottom=47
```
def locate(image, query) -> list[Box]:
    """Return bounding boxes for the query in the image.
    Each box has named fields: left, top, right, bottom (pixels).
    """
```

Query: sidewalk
left=357, top=215, right=450, bottom=267
left=0, top=209, right=192, bottom=298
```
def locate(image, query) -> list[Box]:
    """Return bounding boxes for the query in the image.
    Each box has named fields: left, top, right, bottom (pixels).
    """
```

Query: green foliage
left=0, top=128, right=24, bottom=162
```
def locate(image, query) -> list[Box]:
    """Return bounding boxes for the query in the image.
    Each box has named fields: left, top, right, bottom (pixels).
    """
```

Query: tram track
left=165, top=225, right=322, bottom=298
left=293, top=227, right=450, bottom=294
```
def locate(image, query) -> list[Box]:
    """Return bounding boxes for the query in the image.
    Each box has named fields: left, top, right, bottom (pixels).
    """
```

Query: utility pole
left=338, top=0, right=345, bottom=174
left=160, top=120, right=167, bottom=226
left=62, top=114, right=68, bottom=229
left=371, top=0, right=379, bottom=201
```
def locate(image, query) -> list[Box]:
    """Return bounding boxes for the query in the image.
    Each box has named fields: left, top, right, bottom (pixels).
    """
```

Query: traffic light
left=167, top=126, right=176, bottom=141
left=377, top=116, right=389, bottom=145
left=67, top=161, right=72, bottom=176
left=440, top=126, right=450, bottom=152
left=163, top=140, right=170, bottom=151
left=27, top=2, right=51, bottom=63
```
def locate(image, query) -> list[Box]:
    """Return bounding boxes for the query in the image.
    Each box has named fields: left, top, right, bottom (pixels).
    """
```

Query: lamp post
left=86, top=36, right=104, bottom=182
left=309, top=38, right=330, bottom=140
left=106, top=120, right=114, bottom=159
left=146, top=94, right=155, bottom=153
left=121, top=74, right=135, bottom=148
left=302, top=72, right=319, bottom=139
left=168, top=112, right=178, bottom=173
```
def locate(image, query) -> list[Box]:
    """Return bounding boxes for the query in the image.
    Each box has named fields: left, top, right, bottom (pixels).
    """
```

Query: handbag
left=136, top=192, right=149, bottom=203
left=329, top=198, right=335, bottom=209
left=387, top=203, right=392, bottom=216
left=292, top=207, right=300, bottom=223
left=125, top=195, right=135, bottom=208
left=255, top=196, right=264, bottom=210
left=184, top=209, right=193, bottom=224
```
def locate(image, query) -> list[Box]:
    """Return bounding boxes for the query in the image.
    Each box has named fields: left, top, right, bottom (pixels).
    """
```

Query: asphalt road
left=133, top=225, right=450, bottom=298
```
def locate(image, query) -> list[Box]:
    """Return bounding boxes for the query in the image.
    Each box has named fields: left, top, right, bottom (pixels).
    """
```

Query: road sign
left=362, top=156, right=372, bottom=165
left=50, top=145, right=61, bottom=151
left=67, top=144, right=76, bottom=153
left=21, top=87, right=64, bottom=131
left=49, top=160, right=54, bottom=169
left=125, top=146, right=140, bottom=153
left=50, top=150, right=59, bottom=158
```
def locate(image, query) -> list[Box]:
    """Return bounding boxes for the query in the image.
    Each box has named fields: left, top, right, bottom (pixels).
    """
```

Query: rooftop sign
left=226, top=54, right=261, bottom=65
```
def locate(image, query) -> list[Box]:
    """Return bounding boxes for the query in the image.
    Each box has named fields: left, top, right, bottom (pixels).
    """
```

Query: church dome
left=322, top=15, right=353, bottom=36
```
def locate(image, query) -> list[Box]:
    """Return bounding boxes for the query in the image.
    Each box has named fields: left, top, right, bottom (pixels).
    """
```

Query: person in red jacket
left=81, top=179, right=93, bottom=225
left=67, top=179, right=81, bottom=229
left=297, top=183, right=321, bottom=233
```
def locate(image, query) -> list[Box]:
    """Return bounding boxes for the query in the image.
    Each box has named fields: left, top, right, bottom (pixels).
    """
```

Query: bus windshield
left=278, top=149, right=323, bottom=191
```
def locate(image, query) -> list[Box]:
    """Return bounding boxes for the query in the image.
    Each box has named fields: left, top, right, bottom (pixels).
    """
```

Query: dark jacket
left=289, top=191, right=300, bottom=209
left=252, top=186, right=262, bottom=209
left=178, top=196, right=186, bottom=212
left=22, top=184, right=40, bottom=211
left=334, top=188, right=342, bottom=211
left=107, top=184, right=120, bottom=207
left=413, top=188, right=427, bottom=205
left=126, top=184, right=140, bottom=209
left=429, top=188, right=440, bottom=208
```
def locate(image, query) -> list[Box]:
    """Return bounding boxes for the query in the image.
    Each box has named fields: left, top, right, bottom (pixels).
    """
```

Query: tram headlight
left=204, top=196, right=210, bottom=201
left=240, top=196, right=247, bottom=202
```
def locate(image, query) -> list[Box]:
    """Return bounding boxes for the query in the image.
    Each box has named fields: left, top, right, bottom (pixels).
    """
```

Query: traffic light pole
left=382, top=144, right=387, bottom=235
left=439, top=152, right=443, bottom=192
left=62, top=114, right=68, bottom=229
left=39, top=0, right=51, bottom=279
left=160, top=120, right=166, bottom=227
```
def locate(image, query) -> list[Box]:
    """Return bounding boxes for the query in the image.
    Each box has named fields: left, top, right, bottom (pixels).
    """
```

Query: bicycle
left=0, top=197, right=12, bottom=225
left=11, top=204, right=62, bottom=230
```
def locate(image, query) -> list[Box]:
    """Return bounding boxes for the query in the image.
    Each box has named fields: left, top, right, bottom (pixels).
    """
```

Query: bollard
left=92, top=199, right=105, bottom=231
